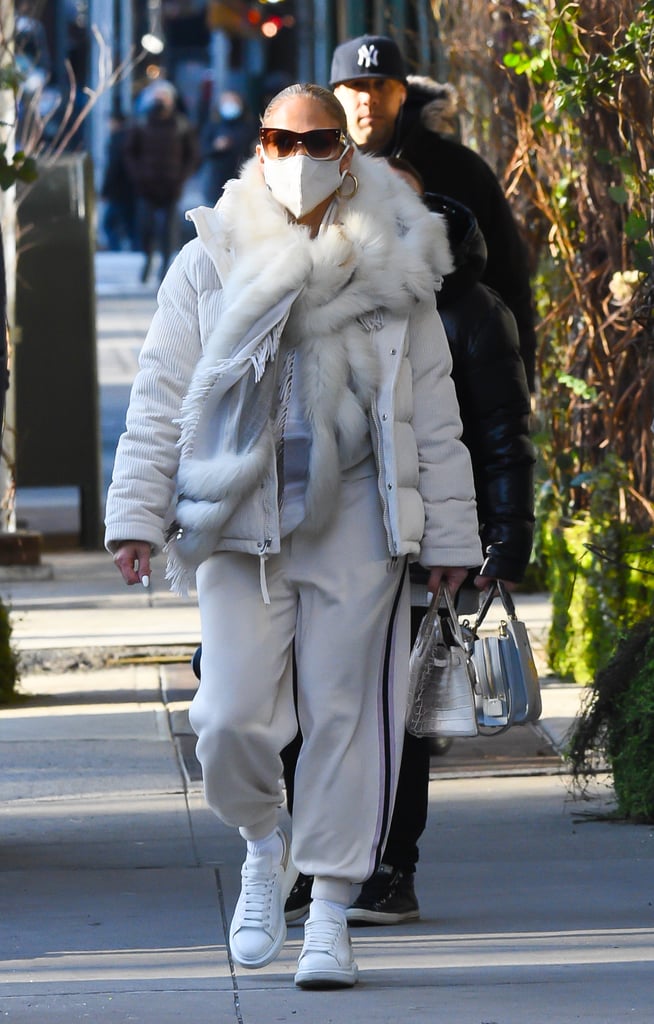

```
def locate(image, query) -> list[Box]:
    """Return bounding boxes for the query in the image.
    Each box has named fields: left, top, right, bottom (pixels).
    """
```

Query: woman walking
left=105, top=83, right=481, bottom=989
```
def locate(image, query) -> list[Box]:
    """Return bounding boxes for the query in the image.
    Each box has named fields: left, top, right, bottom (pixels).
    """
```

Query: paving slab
left=233, top=969, right=654, bottom=1024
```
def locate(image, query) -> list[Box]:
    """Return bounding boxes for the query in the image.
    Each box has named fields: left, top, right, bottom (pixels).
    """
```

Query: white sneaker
left=229, top=828, right=297, bottom=969
left=294, top=902, right=359, bottom=989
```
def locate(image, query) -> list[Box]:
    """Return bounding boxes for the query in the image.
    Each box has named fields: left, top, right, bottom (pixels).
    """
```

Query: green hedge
left=0, top=598, right=19, bottom=704
left=542, top=514, right=654, bottom=684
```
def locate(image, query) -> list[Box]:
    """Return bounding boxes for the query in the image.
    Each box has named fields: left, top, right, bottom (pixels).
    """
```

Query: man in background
left=282, top=34, right=537, bottom=928
left=330, top=34, right=537, bottom=391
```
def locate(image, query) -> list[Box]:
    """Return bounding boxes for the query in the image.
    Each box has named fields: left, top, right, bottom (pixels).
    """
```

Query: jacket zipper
left=258, top=536, right=272, bottom=605
left=369, top=400, right=398, bottom=557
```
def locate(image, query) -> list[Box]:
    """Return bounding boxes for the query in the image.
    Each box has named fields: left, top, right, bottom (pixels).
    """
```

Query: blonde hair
left=262, top=83, right=347, bottom=134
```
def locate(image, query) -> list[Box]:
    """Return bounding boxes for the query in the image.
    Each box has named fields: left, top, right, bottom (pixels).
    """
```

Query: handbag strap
left=497, top=581, right=518, bottom=619
left=473, top=580, right=518, bottom=633
left=413, top=589, right=442, bottom=657
left=437, top=584, right=472, bottom=653
left=420, top=584, right=474, bottom=653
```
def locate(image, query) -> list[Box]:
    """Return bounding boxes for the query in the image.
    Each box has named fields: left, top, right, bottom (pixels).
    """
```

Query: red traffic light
left=261, top=15, right=283, bottom=36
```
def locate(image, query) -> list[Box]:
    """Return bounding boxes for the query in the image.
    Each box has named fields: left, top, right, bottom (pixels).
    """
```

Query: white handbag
left=406, top=585, right=478, bottom=738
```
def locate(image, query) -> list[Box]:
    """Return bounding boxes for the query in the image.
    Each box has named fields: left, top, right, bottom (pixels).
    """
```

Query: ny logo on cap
left=357, top=44, right=379, bottom=69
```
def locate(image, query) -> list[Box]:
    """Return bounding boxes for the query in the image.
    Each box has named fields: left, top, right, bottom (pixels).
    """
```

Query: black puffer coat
left=124, top=110, right=199, bottom=207
left=426, top=194, right=535, bottom=583
left=390, top=76, right=537, bottom=391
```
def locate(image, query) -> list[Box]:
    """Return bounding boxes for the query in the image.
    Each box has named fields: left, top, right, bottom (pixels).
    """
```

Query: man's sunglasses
left=259, top=127, right=348, bottom=161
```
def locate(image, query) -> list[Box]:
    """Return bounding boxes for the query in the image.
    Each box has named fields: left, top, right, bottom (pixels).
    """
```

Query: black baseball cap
left=329, top=35, right=407, bottom=88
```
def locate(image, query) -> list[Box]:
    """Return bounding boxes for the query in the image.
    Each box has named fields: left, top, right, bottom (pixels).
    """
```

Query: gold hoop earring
left=337, top=172, right=359, bottom=200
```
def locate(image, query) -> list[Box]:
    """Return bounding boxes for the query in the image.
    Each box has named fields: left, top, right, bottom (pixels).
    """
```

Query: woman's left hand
left=426, top=565, right=469, bottom=599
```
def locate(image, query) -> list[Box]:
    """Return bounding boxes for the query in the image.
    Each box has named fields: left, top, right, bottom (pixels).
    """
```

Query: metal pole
left=210, top=30, right=230, bottom=99
left=386, top=0, right=407, bottom=46
left=294, top=0, right=314, bottom=83
left=344, top=1, right=366, bottom=39
left=313, top=0, right=330, bottom=85
left=244, top=34, right=264, bottom=107
left=372, top=0, right=385, bottom=36
left=54, top=0, right=69, bottom=91
left=88, top=0, right=114, bottom=193
left=416, top=0, right=433, bottom=73
left=119, top=0, right=134, bottom=116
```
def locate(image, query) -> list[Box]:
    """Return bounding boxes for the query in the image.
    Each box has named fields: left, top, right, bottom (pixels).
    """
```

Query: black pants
left=280, top=603, right=431, bottom=874
left=137, top=197, right=179, bottom=279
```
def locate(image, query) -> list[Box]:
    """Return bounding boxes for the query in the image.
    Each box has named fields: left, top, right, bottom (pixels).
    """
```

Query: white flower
left=609, top=270, right=644, bottom=304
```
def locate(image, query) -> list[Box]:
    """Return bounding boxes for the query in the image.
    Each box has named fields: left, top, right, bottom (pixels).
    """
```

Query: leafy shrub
left=568, top=618, right=654, bottom=821
left=0, top=598, right=19, bottom=703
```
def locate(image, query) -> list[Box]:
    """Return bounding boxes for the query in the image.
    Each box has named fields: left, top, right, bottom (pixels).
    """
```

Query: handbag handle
left=416, top=584, right=468, bottom=653
left=473, top=580, right=518, bottom=632
left=436, top=584, right=471, bottom=652
left=418, top=584, right=473, bottom=656
left=413, top=589, right=442, bottom=657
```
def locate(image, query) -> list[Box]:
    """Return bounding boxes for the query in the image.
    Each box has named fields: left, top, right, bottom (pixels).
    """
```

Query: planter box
left=0, top=530, right=43, bottom=566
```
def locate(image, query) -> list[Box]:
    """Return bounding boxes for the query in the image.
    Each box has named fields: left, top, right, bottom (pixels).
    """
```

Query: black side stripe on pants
left=373, top=557, right=408, bottom=873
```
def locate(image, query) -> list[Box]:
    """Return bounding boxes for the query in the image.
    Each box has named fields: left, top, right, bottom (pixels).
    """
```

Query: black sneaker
left=191, top=644, right=202, bottom=680
left=346, top=864, right=420, bottom=925
left=284, top=871, right=313, bottom=923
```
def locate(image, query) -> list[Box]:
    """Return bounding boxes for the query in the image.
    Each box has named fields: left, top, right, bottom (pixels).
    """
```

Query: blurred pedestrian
left=124, top=81, right=199, bottom=282
left=200, top=90, right=256, bottom=204
left=100, top=109, right=138, bottom=251
left=15, top=0, right=51, bottom=79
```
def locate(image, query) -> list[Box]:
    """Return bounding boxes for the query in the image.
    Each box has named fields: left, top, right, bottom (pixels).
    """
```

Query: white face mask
left=262, top=150, right=350, bottom=219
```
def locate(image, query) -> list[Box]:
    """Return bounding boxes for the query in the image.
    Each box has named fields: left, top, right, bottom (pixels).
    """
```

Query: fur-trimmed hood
left=404, top=75, right=460, bottom=138
left=424, top=194, right=488, bottom=303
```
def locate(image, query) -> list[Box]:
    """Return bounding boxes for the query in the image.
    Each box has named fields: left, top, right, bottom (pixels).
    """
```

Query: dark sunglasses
left=259, top=127, right=348, bottom=161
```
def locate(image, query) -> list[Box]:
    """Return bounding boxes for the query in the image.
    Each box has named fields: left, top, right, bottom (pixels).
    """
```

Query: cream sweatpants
left=188, top=470, right=411, bottom=899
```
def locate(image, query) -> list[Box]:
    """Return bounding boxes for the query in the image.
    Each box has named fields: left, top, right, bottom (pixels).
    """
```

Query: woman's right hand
left=113, top=541, right=152, bottom=586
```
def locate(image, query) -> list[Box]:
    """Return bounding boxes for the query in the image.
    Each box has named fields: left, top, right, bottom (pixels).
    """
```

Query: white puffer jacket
left=105, top=151, right=482, bottom=590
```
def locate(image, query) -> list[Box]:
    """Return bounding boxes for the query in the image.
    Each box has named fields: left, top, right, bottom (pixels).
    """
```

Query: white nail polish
left=141, top=575, right=150, bottom=589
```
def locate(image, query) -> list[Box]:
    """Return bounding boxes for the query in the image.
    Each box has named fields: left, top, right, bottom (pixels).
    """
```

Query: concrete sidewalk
left=2, top=552, right=654, bottom=1023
